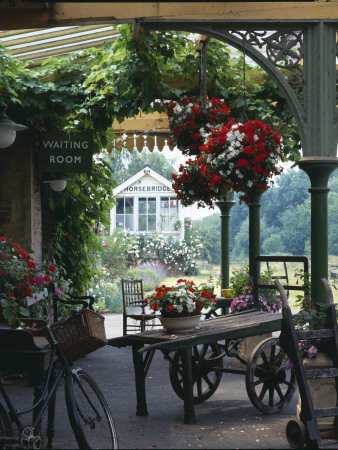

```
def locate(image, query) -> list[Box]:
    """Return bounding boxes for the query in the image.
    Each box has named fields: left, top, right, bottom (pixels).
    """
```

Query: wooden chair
left=121, top=279, right=160, bottom=335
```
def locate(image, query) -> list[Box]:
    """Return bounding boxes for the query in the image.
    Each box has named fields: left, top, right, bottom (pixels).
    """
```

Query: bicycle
left=0, top=318, right=118, bottom=449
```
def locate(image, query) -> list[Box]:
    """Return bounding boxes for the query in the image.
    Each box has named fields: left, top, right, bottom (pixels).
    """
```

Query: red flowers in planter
left=167, top=96, right=234, bottom=156
left=172, top=117, right=284, bottom=207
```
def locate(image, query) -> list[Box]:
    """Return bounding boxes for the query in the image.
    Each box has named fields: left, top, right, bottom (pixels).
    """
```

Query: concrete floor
left=3, top=313, right=338, bottom=449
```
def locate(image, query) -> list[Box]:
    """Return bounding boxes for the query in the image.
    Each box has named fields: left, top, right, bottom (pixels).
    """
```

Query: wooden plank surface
left=125, top=310, right=282, bottom=353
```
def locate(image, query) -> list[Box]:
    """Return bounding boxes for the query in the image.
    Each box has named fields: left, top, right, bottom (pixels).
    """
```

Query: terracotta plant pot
left=159, top=314, right=202, bottom=333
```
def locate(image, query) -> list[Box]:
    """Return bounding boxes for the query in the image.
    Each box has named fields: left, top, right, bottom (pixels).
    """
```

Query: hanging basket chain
left=240, top=47, right=249, bottom=124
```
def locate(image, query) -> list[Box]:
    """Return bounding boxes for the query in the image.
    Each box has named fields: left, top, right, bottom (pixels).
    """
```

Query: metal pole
left=247, top=189, right=264, bottom=278
left=215, top=191, right=236, bottom=290
left=298, top=159, right=338, bottom=303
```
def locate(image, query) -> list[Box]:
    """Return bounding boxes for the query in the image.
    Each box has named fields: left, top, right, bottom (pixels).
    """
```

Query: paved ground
left=3, top=313, right=338, bottom=449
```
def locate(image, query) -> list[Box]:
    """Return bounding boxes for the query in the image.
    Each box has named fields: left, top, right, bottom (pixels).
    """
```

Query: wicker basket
left=50, top=309, right=107, bottom=362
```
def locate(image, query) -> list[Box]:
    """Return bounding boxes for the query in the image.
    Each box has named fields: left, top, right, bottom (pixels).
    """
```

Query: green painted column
left=247, top=188, right=264, bottom=278
left=299, top=22, right=338, bottom=303
left=215, top=190, right=236, bottom=290
left=298, top=158, right=338, bottom=303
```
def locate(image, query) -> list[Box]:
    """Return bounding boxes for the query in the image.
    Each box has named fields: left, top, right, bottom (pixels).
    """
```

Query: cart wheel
left=245, top=337, right=297, bottom=414
left=169, top=343, right=223, bottom=404
left=286, top=419, right=307, bottom=448
left=224, top=338, right=243, bottom=357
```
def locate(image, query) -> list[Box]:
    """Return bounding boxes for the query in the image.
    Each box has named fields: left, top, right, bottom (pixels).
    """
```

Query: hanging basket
left=50, top=309, right=107, bottom=362
left=199, top=120, right=284, bottom=205
left=167, top=96, right=233, bottom=156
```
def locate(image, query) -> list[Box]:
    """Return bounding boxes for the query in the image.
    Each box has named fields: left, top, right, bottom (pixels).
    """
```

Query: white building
left=110, top=165, right=184, bottom=240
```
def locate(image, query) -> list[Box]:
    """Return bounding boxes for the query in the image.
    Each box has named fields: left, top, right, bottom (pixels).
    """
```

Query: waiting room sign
left=38, top=132, right=93, bottom=173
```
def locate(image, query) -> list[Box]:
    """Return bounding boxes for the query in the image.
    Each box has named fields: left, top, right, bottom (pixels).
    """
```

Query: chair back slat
left=122, top=279, right=144, bottom=308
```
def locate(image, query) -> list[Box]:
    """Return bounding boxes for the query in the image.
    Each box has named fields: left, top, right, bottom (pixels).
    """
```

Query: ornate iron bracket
left=228, top=30, right=304, bottom=104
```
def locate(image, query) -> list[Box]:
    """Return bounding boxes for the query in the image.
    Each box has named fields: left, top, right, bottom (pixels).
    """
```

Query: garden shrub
left=127, top=268, right=163, bottom=292
left=88, top=281, right=123, bottom=313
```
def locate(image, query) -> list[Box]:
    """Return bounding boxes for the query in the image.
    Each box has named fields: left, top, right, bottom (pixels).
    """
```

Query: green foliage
left=126, top=268, right=163, bottom=292
left=193, top=168, right=338, bottom=261
left=293, top=270, right=327, bottom=330
left=124, top=219, right=203, bottom=276
left=42, top=153, right=117, bottom=293
left=193, top=214, right=221, bottom=264
left=0, top=25, right=306, bottom=293
left=111, top=148, right=178, bottom=184
left=262, top=233, right=286, bottom=255
left=89, top=281, right=123, bottom=313
left=99, top=229, right=135, bottom=280
left=230, top=265, right=276, bottom=301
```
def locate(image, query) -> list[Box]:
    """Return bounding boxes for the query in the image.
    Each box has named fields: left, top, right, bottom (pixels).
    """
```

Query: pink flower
left=55, top=289, right=62, bottom=296
left=285, top=360, right=294, bottom=370
left=307, top=346, right=318, bottom=358
left=34, top=276, right=44, bottom=285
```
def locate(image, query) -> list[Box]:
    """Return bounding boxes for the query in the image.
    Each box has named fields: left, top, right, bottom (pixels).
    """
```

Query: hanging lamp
left=0, top=100, right=28, bottom=148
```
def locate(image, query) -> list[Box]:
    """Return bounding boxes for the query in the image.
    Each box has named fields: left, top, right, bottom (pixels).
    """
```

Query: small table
left=108, top=309, right=283, bottom=424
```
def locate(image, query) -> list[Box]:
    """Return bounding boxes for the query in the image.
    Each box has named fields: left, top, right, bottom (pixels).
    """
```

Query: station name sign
left=123, top=185, right=173, bottom=193
left=38, top=133, right=93, bottom=173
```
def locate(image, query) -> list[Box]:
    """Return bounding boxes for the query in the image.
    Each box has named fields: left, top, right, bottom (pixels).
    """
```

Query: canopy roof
left=0, top=25, right=120, bottom=67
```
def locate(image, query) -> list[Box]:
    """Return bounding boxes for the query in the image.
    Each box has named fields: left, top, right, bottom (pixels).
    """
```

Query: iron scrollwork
left=229, top=30, right=304, bottom=103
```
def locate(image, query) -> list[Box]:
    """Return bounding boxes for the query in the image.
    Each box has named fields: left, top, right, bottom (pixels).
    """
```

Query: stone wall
left=0, top=133, right=42, bottom=261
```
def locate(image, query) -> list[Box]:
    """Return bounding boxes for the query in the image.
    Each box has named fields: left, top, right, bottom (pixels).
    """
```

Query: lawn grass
left=159, top=259, right=338, bottom=312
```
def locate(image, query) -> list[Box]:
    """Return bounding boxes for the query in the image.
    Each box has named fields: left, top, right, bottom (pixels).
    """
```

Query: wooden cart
left=276, top=278, right=338, bottom=448
left=109, top=256, right=308, bottom=424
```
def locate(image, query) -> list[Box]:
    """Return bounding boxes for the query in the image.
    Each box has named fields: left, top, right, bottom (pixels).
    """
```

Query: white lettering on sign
left=123, top=186, right=172, bottom=193
left=50, top=155, right=82, bottom=164
left=43, top=140, right=89, bottom=150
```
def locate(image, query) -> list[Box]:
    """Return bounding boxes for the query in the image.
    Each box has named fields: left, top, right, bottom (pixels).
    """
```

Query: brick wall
left=0, top=132, right=42, bottom=261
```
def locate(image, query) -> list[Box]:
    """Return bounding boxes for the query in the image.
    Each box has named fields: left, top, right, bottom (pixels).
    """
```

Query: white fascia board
left=113, top=167, right=174, bottom=196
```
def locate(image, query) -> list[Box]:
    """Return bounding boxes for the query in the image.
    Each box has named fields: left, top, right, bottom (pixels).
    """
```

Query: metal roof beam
left=0, top=25, right=116, bottom=46
left=15, top=36, right=118, bottom=62
left=6, top=30, right=119, bottom=55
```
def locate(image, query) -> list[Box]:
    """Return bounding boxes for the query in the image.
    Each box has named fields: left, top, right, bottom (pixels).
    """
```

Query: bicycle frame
left=0, top=327, right=71, bottom=447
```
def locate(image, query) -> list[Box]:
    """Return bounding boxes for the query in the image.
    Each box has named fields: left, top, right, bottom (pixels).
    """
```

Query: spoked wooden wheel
left=169, top=343, right=223, bottom=404
left=286, top=419, right=307, bottom=448
left=245, top=337, right=297, bottom=414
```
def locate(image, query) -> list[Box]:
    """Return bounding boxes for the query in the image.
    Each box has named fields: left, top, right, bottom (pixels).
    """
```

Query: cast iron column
left=215, top=190, right=236, bottom=290
left=247, top=189, right=264, bottom=278
left=299, top=22, right=338, bottom=303
left=298, top=158, right=338, bottom=303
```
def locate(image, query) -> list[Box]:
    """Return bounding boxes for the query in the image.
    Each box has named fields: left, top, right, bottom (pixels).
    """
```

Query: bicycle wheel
left=65, top=369, right=118, bottom=449
left=0, top=401, right=12, bottom=449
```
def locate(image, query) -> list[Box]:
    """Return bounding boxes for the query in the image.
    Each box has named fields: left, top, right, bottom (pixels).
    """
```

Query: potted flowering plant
left=167, top=96, right=233, bottom=156
left=145, top=278, right=216, bottom=318
left=199, top=120, right=284, bottom=205
left=0, top=235, right=67, bottom=328
left=228, top=265, right=282, bottom=361
left=228, top=265, right=282, bottom=313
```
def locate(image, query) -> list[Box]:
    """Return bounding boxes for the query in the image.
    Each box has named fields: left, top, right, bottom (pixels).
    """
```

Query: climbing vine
left=0, top=25, right=302, bottom=292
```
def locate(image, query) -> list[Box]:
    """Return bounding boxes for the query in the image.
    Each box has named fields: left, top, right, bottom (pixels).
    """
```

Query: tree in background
left=194, top=169, right=338, bottom=262
left=110, top=148, right=178, bottom=184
